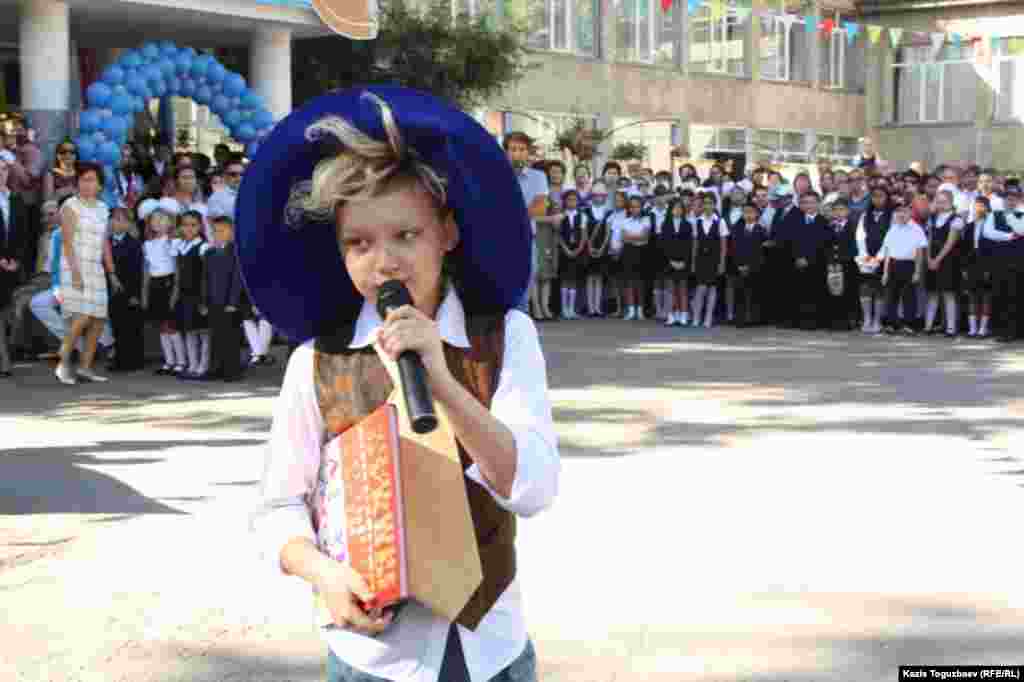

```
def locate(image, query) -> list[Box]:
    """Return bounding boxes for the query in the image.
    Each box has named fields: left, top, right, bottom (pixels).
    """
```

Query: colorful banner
left=930, top=32, right=945, bottom=57
left=735, top=6, right=751, bottom=23
left=845, top=21, right=860, bottom=46
left=804, top=14, right=818, bottom=34
left=888, top=27, right=903, bottom=47
left=867, top=24, right=882, bottom=45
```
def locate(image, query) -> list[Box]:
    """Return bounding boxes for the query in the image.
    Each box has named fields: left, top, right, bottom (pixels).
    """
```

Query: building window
left=819, top=21, right=845, bottom=89
left=994, top=38, right=1024, bottom=122
left=452, top=0, right=498, bottom=21
left=815, top=134, right=859, bottom=166
left=505, top=0, right=598, bottom=56
left=690, top=124, right=747, bottom=158
left=759, top=13, right=801, bottom=82
left=615, top=0, right=676, bottom=64
left=892, top=43, right=977, bottom=124
left=503, top=109, right=599, bottom=159
left=689, top=0, right=745, bottom=76
left=754, top=128, right=808, bottom=163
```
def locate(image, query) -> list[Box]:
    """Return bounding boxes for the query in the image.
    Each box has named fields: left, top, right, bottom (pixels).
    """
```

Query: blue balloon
left=102, top=65, right=125, bottom=85
left=223, top=73, right=246, bottom=97
left=159, top=58, right=175, bottom=78
left=141, top=43, right=160, bottom=60
left=124, top=75, right=146, bottom=96
left=246, top=140, right=260, bottom=157
left=167, top=77, right=182, bottom=95
left=144, top=64, right=163, bottom=83
left=100, top=115, right=120, bottom=136
left=111, top=94, right=133, bottom=116
left=100, top=140, right=121, bottom=165
left=92, top=131, right=107, bottom=145
left=211, top=94, right=230, bottom=115
left=111, top=84, right=129, bottom=97
left=253, top=110, right=274, bottom=129
left=195, top=85, right=213, bottom=105
left=180, top=46, right=197, bottom=59
left=133, top=96, right=146, bottom=113
left=86, top=82, right=113, bottom=108
left=121, top=52, right=142, bottom=69
left=237, top=124, right=257, bottom=142
left=152, top=80, right=167, bottom=97
left=180, top=78, right=196, bottom=97
left=206, top=61, right=227, bottom=84
left=79, top=109, right=101, bottom=133
left=223, top=110, right=242, bottom=128
left=160, top=41, right=178, bottom=57
left=190, top=55, right=209, bottom=79
left=175, top=53, right=192, bottom=75
left=77, top=137, right=97, bottom=162
left=239, top=90, right=261, bottom=110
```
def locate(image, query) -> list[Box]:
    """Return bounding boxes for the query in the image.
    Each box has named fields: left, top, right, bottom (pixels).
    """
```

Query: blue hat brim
left=236, top=85, right=532, bottom=343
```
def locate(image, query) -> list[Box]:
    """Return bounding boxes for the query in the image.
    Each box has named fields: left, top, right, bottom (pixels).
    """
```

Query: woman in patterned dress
left=56, top=162, right=119, bottom=385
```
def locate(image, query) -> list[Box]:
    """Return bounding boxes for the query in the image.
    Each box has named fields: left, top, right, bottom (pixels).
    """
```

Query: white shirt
left=759, top=206, right=775, bottom=232
left=649, top=207, right=667, bottom=233
left=0, top=190, right=10, bottom=231
left=880, top=222, right=927, bottom=260
left=516, top=168, right=548, bottom=237
left=617, top=215, right=649, bottom=247
left=697, top=214, right=728, bottom=237
left=173, top=237, right=212, bottom=258
left=975, top=212, right=1024, bottom=248
left=143, top=236, right=177, bottom=277
left=251, top=288, right=560, bottom=682
left=727, top=206, right=743, bottom=226
left=207, top=187, right=238, bottom=220
left=0, top=149, right=15, bottom=164
left=608, top=211, right=630, bottom=253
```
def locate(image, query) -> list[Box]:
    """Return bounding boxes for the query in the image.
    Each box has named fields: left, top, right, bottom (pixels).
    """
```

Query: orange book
left=312, top=403, right=408, bottom=613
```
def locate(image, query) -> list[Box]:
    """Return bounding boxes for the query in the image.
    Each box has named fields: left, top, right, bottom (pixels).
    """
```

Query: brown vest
left=312, top=313, right=516, bottom=631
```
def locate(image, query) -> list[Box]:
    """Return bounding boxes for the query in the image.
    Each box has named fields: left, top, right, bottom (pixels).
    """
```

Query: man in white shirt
left=968, top=171, right=1005, bottom=223
left=504, top=132, right=548, bottom=315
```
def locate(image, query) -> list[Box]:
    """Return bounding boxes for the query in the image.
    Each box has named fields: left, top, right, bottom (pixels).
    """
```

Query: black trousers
left=761, top=244, right=786, bottom=324
left=109, top=291, right=145, bottom=369
left=993, top=258, right=1022, bottom=339
left=208, top=305, right=243, bottom=379
left=822, top=262, right=858, bottom=329
left=732, top=268, right=760, bottom=324
left=886, top=260, right=917, bottom=327
left=792, top=261, right=823, bottom=329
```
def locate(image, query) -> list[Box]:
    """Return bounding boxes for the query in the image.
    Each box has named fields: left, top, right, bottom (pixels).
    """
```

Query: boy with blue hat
left=244, top=87, right=560, bottom=682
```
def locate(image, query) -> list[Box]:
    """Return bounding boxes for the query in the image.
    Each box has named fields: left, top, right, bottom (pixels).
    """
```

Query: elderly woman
left=55, top=162, right=119, bottom=384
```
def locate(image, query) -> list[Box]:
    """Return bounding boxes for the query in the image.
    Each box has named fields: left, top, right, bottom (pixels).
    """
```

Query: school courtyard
left=2, top=322, right=1024, bottom=681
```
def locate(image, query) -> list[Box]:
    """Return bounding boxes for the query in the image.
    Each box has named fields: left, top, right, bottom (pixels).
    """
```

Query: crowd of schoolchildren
left=523, top=153, right=1024, bottom=342
left=1, top=136, right=281, bottom=383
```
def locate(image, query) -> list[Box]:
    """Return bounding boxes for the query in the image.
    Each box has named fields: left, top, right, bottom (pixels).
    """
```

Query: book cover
left=312, top=402, right=408, bottom=616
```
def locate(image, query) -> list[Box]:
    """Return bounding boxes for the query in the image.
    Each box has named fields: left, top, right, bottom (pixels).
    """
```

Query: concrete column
left=808, top=1, right=822, bottom=89
left=250, top=27, right=293, bottom=120
left=20, top=0, right=70, bottom=157
left=675, top=0, right=688, bottom=73
left=743, top=2, right=761, bottom=80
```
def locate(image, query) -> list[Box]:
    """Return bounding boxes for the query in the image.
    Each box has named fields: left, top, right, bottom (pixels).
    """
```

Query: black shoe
left=154, top=365, right=173, bottom=376
left=222, top=374, right=243, bottom=383
left=902, top=327, right=917, bottom=336
left=996, top=335, right=1015, bottom=343
left=0, top=370, right=12, bottom=378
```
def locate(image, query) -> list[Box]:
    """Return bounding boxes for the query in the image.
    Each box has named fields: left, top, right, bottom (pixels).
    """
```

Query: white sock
left=655, top=289, right=665, bottom=317
left=185, top=332, right=200, bottom=373
left=258, top=320, right=274, bottom=355
left=160, top=334, right=174, bottom=367
left=170, top=333, right=186, bottom=368
left=244, top=320, right=261, bottom=357
left=595, top=281, right=604, bottom=313
left=925, top=297, right=939, bottom=330
left=980, top=316, right=990, bottom=335
left=561, top=289, right=570, bottom=316
left=199, top=330, right=211, bottom=374
left=705, top=287, right=718, bottom=326
left=860, top=298, right=872, bottom=329
left=680, top=311, right=689, bottom=325
left=873, top=298, right=885, bottom=329
left=969, top=315, right=978, bottom=334
left=568, top=289, right=577, bottom=316
left=944, top=295, right=957, bottom=334
left=692, top=286, right=706, bottom=326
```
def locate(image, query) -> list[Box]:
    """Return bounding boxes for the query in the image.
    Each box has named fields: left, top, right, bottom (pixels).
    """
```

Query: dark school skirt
left=620, top=244, right=649, bottom=280
left=146, top=274, right=175, bottom=322
left=559, top=252, right=587, bottom=280
left=175, top=295, right=209, bottom=332
left=925, top=254, right=959, bottom=293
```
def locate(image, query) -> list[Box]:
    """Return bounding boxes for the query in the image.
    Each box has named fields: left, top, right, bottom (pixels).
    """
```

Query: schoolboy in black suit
left=202, top=215, right=247, bottom=381
left=107, top=207, right=145, bottom=371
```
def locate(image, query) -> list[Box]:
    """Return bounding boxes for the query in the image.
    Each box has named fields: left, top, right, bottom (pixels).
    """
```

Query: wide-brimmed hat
left=235, top=86, right=532, bottom=343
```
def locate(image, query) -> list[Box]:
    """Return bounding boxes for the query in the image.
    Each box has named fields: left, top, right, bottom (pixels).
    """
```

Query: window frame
left=892, top=44, right=976, bottom=124
left=689, top=0, right=744, bottom=76
left=824, top=26, right=845, bottom=89
left=759, top=13, right=802, bottom=82
left=993, top=39, right=1024, bottom=122
left=503, top=0, right=598, bottom=57
left=690, top=124, right=748, bottom=156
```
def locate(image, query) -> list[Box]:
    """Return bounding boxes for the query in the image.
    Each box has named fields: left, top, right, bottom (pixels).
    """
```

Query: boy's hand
left=225, top=305, right=237, bottom=313
left=199, top=305, right=208, bottom=316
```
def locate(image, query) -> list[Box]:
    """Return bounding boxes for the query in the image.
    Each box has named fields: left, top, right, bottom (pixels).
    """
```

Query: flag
left=804, top=14, right=818, bottom=34
left=735, top=6, right=751, bottom=23
left=845, top=21, right=860, bottom=46
left=821, top=18, right=834, bottom=35
left=867, top=24, right=882, bottom=45
left=710, top=0, right=724, bottom=20
left=930, top=32, right=945, bottom=58
left=1009, top=37, right=1024, bottom=56
left=951, top=32, right=961, bottom=50
left=661, top=0, right=672, bottom=12
left=888, top=27, right=903, bottom=47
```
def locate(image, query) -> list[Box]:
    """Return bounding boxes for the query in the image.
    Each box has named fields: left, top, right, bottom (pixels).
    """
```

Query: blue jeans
left=326, top=637, right=537, bottom=682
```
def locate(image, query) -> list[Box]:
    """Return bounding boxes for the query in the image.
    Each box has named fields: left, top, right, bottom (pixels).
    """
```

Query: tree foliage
left=293, top=0, right=535, bottom=112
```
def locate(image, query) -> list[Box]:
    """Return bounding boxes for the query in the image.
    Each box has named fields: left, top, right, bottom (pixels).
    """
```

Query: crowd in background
left=0, top=115, right=280, bottom=383
left=511, top=133, right=1023, bottom=342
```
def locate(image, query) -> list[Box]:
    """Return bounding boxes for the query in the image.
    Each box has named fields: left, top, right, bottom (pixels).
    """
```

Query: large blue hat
left=236, top=85, right=532, bottom=343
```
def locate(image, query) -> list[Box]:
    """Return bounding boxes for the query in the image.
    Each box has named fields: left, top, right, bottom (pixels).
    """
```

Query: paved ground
left=3, top=321, right=1024, bottom=681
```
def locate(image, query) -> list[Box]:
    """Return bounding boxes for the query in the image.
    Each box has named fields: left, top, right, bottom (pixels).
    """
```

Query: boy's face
left=181, top=216, right=202, bottom=240
left=799, top=195, right=820, bottom=215
left=337, top=182, right=458, bottom=318
left=832, top=205, right=850, bottom=223
left=214, top=221, right=234, bottom=245
left=564, top=193, right=578, bottom=210
left=743, top=206, right=758, bottom=223
left=111, top=214, right=131, bottom=234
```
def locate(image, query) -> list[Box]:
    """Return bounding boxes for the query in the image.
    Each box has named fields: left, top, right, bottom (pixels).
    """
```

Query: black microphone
left=376, top=280, right=438, bottom=434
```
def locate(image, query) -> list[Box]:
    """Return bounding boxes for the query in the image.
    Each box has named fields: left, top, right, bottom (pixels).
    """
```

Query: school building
left=0, top=0, right=329, bottom=156
left=473, top=0, right=869, bottom=179
left=859, top=0, right=1024, bottom=172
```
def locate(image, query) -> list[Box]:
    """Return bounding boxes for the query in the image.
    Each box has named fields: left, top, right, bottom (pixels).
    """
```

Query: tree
left=293, top=0, right=536, bottom=112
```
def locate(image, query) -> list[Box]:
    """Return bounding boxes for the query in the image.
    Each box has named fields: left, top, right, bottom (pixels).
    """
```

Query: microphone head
left=376, top=280, right=413, bottom=319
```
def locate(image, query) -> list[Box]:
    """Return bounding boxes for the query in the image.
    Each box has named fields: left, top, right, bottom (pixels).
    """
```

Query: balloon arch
left=77, top=41, right=275, bottom=204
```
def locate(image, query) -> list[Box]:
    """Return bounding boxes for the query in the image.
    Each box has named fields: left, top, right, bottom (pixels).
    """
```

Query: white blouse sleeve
left=855, top=215, right=868, bottom=258
left=464, top=310, right=560, bottom=518
left=250, top=342, right=323, bottom=577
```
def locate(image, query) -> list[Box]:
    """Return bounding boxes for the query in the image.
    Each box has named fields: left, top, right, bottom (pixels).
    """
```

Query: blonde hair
left=146, top=209, right=174, bottom=239
left=287, top=92, right=448, bottom=227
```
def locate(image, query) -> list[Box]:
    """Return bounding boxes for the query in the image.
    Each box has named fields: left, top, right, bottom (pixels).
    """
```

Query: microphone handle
left=396, top=350, right=439, bottom=434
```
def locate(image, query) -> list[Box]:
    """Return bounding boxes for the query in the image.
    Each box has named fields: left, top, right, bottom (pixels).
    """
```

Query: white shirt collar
left=349, top=285, right=470, bottom=350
